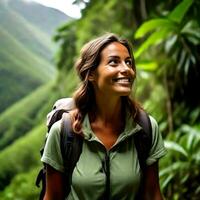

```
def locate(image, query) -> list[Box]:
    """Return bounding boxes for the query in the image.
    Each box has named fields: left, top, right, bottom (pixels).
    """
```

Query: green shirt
left=41, top=114, right=167, bottom=200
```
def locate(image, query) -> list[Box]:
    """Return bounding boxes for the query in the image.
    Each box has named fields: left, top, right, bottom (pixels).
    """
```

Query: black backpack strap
left=48, top=109, right=69, bottom=132
left=134, top=109, right=152, bottom=171
left=60, top=112, right=83, bottom=197
left=134, top=109, right=152, bottom=200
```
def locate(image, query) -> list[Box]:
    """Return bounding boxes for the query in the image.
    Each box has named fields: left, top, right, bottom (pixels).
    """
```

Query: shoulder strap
left=60, top=113, right=83, bottom=196
left=134, top=109, right=152, bottom=200
left=134, top=109, right=152, bottom=171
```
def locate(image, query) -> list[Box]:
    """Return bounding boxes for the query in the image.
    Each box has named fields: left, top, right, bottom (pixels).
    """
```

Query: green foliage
left=134, top=18, right=175, bottom=39
left=53, top=21, right=77, bottom=71
left=0, top=124, right=45, bottom=190
left=0, top=82, right=59, bottom=150
left=168, top=0, right=194, bottom=23
left=134, top=0, right=194, bottom=58
left=134, top=0, right=200, bottom=129
left=160, top=124, right=200, bottom=199
left=0, top=68, right=78, bottom=191
left=135, top=1, right=200, bottom=198
left=0, top=167, right=41, bottom=200
left=0, top=0, right=199, bottom=199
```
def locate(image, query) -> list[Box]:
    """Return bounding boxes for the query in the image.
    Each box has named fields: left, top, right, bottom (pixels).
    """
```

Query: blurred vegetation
left=0, top=0, right=199, bottom=199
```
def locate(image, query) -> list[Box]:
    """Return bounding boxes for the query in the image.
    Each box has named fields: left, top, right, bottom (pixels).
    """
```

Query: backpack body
left=36, top=98, right=152, bottom=200
left=36, top=98, right=83, bottom=200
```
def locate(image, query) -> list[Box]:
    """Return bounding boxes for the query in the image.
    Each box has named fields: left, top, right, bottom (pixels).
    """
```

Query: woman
left=41, top=33, right=167, bottom=200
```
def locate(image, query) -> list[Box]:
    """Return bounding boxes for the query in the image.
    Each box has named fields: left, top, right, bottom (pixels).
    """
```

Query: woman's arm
left=143, top=161, right=164, bottom=200
left=43, top=164, right=65, bottom=200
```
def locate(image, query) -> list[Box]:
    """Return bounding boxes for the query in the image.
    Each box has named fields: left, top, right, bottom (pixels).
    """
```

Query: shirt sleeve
left=41, top=120, right=65, bottom=172
left=146, top=116, right=167, bottom=165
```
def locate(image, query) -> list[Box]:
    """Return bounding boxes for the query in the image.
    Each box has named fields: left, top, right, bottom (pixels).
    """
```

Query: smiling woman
left=89, top=42, right=135, bottom=98
left=41, top=33, right=167, bottom=200
left=26, top=0, right=82, bottom=18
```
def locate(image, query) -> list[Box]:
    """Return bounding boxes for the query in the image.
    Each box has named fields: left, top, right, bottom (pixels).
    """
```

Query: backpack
left=35, top=97, right=152, bottom=200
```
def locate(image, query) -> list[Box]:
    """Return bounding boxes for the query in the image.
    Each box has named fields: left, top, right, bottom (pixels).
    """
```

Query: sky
left=26, top=0, right=82, bottom=18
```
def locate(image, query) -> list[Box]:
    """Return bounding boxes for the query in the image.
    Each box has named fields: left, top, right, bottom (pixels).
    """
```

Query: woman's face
left=90, top=42, right=135, bottom=98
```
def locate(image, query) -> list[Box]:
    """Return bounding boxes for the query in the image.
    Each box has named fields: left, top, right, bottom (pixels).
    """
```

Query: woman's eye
left=126, top=60, right=132, bottom=66
left=109, top=59, right=118, bottom=65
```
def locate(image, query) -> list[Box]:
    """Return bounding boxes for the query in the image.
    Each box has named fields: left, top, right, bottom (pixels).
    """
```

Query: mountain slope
left=0, top=5, right=54, bottom=61
left=9, top=0, right=72, bottom=35
left=0, top=81, right=59, bottom=150
left=0, top=27, right=55, bottom=113
left=0, top=68, right=78, bottom=192
left=0, top=0, right=71, bottom=112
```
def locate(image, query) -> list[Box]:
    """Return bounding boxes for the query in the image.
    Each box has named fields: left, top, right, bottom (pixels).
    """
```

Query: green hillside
left=0, top=1, right=64, bottom=113
left=0, top=27, right=56, bottom=113
left=9, top=0, right=71, bottom=36
left=0, top=0, right=199, bottom=199
left=0, top=67, right=78, bottom=149
left=0, top=81, right=59, bottom=150
left=0, top=123, right=46, bottom=191
left=0, top=5, right=54, bottom=61
left=0, top=68, right=78, bottom=194
left=0, top=165, right=41, bottom=200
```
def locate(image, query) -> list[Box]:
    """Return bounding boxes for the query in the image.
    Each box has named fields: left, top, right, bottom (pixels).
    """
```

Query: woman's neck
left=90, top=96, right=123, bottom=126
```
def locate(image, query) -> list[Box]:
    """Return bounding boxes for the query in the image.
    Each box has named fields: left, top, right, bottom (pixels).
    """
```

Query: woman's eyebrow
left=108, top=55, right=131, bottom=59
left=108, top=55, right=120, bottom=59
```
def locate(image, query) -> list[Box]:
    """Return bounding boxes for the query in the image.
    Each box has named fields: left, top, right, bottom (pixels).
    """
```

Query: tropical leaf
left=160, top=161, right=186, bottom=177
left=168, top=0, right=194, bottom=23
left=136, top=60, right=158, bottom=71
left=165, top=35, right=178, bottom=53
left=135, top=28, right=172, bottom=58
left=160, top=173, right=174, bottom=189
left=134, top=19, right=175, bottom=39
left=181, top=20, right=200, bottom=40
left=165, top=141, right=188, bottom=158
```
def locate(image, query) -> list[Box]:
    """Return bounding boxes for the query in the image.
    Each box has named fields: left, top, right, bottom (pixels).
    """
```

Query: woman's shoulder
left=47, top=119, right=62, bottom=138
left=148, top=115, right=159, bottom=129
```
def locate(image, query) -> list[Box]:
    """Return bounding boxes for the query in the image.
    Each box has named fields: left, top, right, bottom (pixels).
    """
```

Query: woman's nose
left=120, top=62, right=130, bottom=72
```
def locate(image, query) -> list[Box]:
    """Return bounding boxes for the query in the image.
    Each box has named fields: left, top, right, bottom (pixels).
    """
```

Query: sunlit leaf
left=181, top=20, right=200, bottom=40
left=161, top=173, right=174, bottom=189
left=160, top=161, right=186, bottom=177
left=165, top=35, right=178, bottom=53
left=135, top=28, right=171, bottom=58
left=136, top=61, right=158, bottom=71
left=177, top=50, right=187, bottom=71
left=165, top=141, right=188, bottom=158
left=168, top=0, right=194, bottom=23
left=180, top=173, right=189, bottom=184
left=134, top=19, right=175, bottom=38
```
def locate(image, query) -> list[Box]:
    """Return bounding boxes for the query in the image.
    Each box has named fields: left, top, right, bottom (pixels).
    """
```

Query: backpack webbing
left=134, top=109, right=152, bottom=171
left=134, top=109, right=152, bottom=200
left=60, top=113, right=83, bottom=197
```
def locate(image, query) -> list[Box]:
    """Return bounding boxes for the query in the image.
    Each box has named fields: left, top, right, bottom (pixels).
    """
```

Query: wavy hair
left=72, top=33, right=140, bottom=133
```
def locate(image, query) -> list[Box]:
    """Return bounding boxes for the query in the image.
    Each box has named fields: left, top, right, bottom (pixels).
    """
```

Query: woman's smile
left=91, top=42, right=135, bottom=97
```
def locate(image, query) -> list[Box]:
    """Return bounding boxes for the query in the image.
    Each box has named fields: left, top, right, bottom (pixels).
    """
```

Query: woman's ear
left=88, top=71, right=96, bottom=82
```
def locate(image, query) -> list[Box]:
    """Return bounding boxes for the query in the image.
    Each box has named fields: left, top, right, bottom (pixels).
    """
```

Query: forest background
left=0, top=0, right=199, bottom=199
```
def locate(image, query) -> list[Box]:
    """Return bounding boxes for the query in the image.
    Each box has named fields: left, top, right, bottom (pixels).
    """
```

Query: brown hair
left=72, top=33, right=140, bottom=133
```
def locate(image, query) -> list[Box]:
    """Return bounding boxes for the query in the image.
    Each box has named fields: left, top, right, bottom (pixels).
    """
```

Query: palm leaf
left=168, top=0, right=194, bottom=23
left=134, top=19, right=175, bottom=39
left=165, top=141, right=188, bottom=158
left=135, top=28, right=171, bottom=58
left=136, top=60, right=158, bottom=71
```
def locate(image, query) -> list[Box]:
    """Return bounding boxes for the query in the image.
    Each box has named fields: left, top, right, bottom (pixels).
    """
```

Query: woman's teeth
left=113, top=78, right=130, bottom=83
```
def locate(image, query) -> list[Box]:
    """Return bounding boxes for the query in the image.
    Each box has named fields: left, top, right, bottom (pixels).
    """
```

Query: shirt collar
left=82, top=113, right=142, bottom=141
